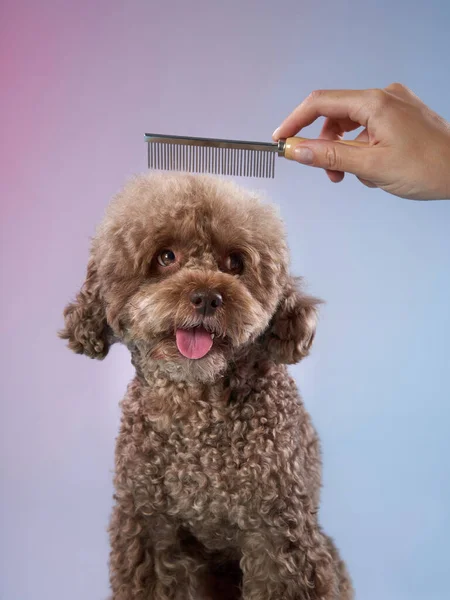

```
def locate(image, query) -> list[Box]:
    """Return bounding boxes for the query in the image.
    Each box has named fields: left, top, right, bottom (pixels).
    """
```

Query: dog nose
left=190, top=289, right=223, bottom=316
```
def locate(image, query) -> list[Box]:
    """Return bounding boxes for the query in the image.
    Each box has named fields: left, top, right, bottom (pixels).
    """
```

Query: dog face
left=60, top=174, right=320, bottom=383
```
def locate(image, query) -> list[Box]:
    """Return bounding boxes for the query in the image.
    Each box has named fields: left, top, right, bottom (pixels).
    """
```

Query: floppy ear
left=59, top=258, right=111, bottom=359
left=262, top=277, right=322, bottom=364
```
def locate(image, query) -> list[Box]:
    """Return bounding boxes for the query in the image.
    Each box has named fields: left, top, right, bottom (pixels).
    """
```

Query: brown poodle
left=60, top=173, right=353, bottom=600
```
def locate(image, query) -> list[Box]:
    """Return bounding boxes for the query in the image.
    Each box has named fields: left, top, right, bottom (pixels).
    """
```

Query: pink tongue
left=176, top=327, right=213, bottom=359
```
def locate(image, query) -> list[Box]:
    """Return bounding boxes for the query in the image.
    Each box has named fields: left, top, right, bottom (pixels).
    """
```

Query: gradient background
left=1, top=1, right=450, bottom=599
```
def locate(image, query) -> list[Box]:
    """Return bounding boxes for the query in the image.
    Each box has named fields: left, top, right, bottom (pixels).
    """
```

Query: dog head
left=60, top=174, right=320, bottom=383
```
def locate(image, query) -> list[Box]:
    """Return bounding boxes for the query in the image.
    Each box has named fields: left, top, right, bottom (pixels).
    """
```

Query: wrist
left=439, top=131, right=450, bottom=200
left=443, top=145, right=450, bottom=200
left=427, top=133, right=450, bottom=200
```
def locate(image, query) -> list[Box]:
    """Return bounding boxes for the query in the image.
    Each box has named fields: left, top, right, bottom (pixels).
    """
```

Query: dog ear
left=59, top=258, right=111, bottom=359
left=262, top=277, right=322, bottom=364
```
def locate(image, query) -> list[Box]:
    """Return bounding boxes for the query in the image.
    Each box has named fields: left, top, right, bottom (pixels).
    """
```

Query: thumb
left=288, top=140, right=373, bottom=179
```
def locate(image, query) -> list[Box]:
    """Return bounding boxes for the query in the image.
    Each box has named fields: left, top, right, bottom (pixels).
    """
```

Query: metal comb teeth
left=145, top=133, right=282, bottom=179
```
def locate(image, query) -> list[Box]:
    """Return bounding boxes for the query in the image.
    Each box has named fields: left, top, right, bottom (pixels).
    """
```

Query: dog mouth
left=175, top=326, right=218, bottom=360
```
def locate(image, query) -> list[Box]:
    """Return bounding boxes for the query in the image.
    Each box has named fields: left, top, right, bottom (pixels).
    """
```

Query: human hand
left=273, top=83, right=450, bottom=200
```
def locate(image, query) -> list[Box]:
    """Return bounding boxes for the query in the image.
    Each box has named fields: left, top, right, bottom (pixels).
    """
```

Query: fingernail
left=294, top=146, right=314, bottom=164
left=272, top=127, right=281, bottom=140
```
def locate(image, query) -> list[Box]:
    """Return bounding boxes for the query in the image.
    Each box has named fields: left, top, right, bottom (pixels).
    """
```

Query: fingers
left=320, top=116, right=362, bottom=139
left=326, top=170, right=345, bottom=183
left=319, top=117, right=363, bottom=183
left=272, top=83, right=415, bottom=142
left=354, top=127, right=377, bottom=186
left=290, top=138, right=375, bottom=179
left=385, top=82, right=420, bottom=104
left=273, top=89, right=381, bottom=141
left=357, top=177, right=378, bottom=188
left=272, top=83, right=436, bottom=196
left=319, top=120, right=345, bottom=183
left=354, top=129, right=369, bottom=143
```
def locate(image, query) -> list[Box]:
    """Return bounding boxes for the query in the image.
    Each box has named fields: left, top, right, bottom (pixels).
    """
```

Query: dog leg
left=240, top=523, right=343, bottom=600
left=109, top=506, right=215, bottom=600
left=108, top=502, right=156, bottom=599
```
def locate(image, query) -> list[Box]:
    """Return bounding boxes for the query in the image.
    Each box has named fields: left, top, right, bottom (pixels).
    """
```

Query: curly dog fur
left=60, top=173, right=353, bottom=600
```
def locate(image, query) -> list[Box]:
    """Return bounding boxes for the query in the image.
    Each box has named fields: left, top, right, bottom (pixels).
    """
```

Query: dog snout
left=190, top=289, right=223, bottom=317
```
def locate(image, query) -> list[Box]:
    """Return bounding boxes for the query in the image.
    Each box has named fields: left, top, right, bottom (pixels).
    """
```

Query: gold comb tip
left=144, top=133, right=281, bottom=179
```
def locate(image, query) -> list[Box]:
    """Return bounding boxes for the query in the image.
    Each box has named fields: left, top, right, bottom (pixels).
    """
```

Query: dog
left=60, top=173, right=353, bottom=600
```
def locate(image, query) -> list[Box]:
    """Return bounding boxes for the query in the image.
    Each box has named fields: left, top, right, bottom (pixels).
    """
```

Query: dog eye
left=157, top=249, right=177, bottom=267
left=223, top=252, right=244, bottom=275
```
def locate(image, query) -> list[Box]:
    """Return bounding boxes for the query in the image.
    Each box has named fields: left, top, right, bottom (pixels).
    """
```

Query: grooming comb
left=144, top=133, right=366, bottom=179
